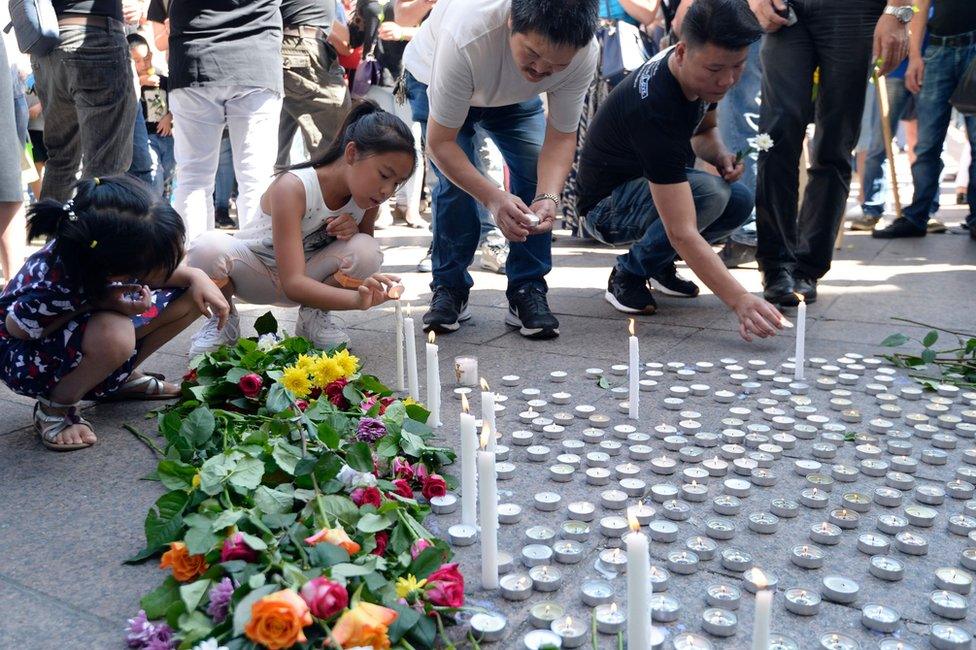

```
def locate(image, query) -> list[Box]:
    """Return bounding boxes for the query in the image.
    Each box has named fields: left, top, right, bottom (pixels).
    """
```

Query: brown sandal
left=33, top=398, right=95, bottom=451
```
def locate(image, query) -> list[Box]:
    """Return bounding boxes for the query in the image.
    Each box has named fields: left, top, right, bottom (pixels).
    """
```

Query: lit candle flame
left=480, top=377, right=490, bottom=391
left=627, top=512, right=640, bottom=532
left=565, top=616, right=573, bottom=627
left=749, top=567, right=769, bottom=590
left=461, top=392, right=470, bottom=414
left=480, top=424, right=490, bottom=449
left=796, top=292, right=805, bottom=304
left=388, top=284, right=404, bottom=300
left=427, top=330, right=436, bottom=344
left=628, top=318, right=635, bottom=337
left=610, top=603, right=618, bottom=614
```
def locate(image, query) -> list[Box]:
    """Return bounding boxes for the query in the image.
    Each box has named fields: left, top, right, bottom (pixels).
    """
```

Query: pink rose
left=350, top=486, right=382, bottom=508
left=391, top=479, right=413, bottom=500
left=239, top=373, right=263, bottom=398
left=300, top=577, right=348, bottom=620
left=410, top=539, right=432, bottom=560
left=391, top=457, right=414, bottom=481
left=220, top=532, right=259, bottom=563
left=421, top=474, right=447, bottom=501
left=425, top=563, right=464, bottom=608
left=414, top=463, right=430, bottom=482
left=295, top=399, right=309, bottom=412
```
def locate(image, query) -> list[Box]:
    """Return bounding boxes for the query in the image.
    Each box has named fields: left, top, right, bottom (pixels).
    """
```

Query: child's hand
left=190, top=275, right=230, bottom=330
left=325, top=213, right=359, bottom=241
left=99, top=284, right=153, bottom=316
left=355, top=273, right=401, bottom=310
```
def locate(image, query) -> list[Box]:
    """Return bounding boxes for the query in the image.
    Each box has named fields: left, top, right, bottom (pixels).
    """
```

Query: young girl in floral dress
left=0, top=176, right=229, bottom=451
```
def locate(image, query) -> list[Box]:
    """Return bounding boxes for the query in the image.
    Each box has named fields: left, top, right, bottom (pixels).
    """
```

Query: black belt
left=282, top=24, right=328, bottom=40
left=929, top=30, right=976, bottom=48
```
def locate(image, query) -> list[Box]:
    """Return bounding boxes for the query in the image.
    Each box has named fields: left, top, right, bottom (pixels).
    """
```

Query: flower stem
left=434, top=611, right=456, bottom=650
left=122, top=424, right=165, bottom=456
left=591, top=607, right=598, bottom=650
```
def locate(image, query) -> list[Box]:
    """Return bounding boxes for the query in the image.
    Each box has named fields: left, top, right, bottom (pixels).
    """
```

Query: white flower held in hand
left=735, top=132, right=775, bottom=164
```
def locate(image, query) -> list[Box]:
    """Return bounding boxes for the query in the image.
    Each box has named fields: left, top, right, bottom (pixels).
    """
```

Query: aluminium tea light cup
left=828, top=508, right=861, bottom=529
left=585, top=467, right=610, bottom=486
left=598, top=440, right=622, bottom=456
left=470, top=611, right=507, bottom=642
left=521, top=544, right=554, bottom=568
left=905, top=504, right=937, bottom=527
left=723, top=478, right=751, bottom=498
left=628, top=502, right=655, bottom=525
left=784, top=587, right=821, bottom=616
left=501, top=374, right=520, bottom=387
left=430, top=494, right=458, bottom=514
left=821, top=575, right=859, bottom=604
left=650, top=592, right=682, bottom=623
left=869, top=555, right=905, bottom=581
left=667, top=550, right=700, bottom=574
left=748, top=512, right=780, bottom=534
left=599, top=547, right=627, bottom=574
left=922, top=448, right=949, bottom=465
left=800, top=488, right=829, bottom=509
left=930, top=623, right=973, bottom=650
left=529, top=565, right=562, bottom=592
left=861, top=458, right=889, bottom=477
left=712, top=494, right=742, bottom=516
left=895, top=530, right=928, bottom=555
left=842, top=492, right=872, bottom=513
left=860, top=604, right=900, bottom=633
left=791, top=544, right=825, bottom=569
left=700, top=608, right=737, bottom=637
left=648, top=565, right=671, bottom=592
left=706, top=583, right=741, bottom=609
left=498, top=503, right=523, bottom=525
left=874, top=486, right=904, bottom=508
left=553, top=539, right=583, bottom=564
left=600, top=489, right=628, bottom=510
left=915, top=485, right=946, bottom=506
left=705, top=518, right=736, bottom=541
left=810, top=521, right=842, bottom=545
left=948, top=479, right=976, bottom=501
left=686, top=535, right=717, bottom=560
left=720, top=547, right=752, bottom=572
left=499, top=573, right=533, bottom=601
left=599, top=515, right=628, bottom=538
left=526, top=445, right=551, bottom=462
left=857, top=533, right=890, bottom=555
left=593, top=603, right=625, bottom=634
left=560, top=520, right=591, bottom=541
left=771, top=498, right=799, bottom=518
left=511, top=430, right=534, bottom=446
left=650, top=483, right=679, bottom=503
left=877, top=514, right=909, bottom=535
left=496, top=461, right=516, bottom=480
left=948, top=514, right=976, bottom=536
left=525, top=525, right=556, bottom=544
left=934, top=567, right=973, bottom=595
left=620, top=477, right=646, bottom=498
left=662, top=499, right=691, bottom=521
left=447, top=523, right=477, bottom=546
left=929, top=590, right=968, bottom=619
left=581, top=579, right=614, bottom=607
left=550, top=616, right=586, bottom=649
left=529, top=602, right=564, bottom=629
left=523, top=630, right=561, bottom=650
left=534, top=491, right=561, bottom=512
left=548, top=463, right=574, bottom=483
left=649, top=519, right=679, bottom=543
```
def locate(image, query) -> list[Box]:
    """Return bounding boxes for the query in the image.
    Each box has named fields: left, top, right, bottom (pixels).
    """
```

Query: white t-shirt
left=402, top=0, right=598, bottom=134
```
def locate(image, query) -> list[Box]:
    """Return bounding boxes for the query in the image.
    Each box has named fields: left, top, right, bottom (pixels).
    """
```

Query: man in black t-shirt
left=31, top=0, right=137, bottom=201
left=277, top=0, right=350, bottom=167
left=576, top=0, right=786, bottom=343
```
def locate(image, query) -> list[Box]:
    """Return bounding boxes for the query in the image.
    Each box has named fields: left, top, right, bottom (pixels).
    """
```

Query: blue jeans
left=148, top=132, right=175, bottom=200
left=406, top=72, right=549, bottom=298
left=903, top=42, right=976, bottom=228
left=584, top=170, right=754, bottom=278
left=129, top=107, right=155, bottom=190
left=214, top=132, right=236, bottom=211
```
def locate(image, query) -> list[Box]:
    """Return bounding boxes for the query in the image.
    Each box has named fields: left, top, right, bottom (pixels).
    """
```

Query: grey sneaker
left=927, top=219, right=948, bottom=234
left=295, top=307, right=350, bottom=350
left=189, top=312, right=240, bottom=356
left=480, top=230, right=508, bottom=274
left=850, top=215, right=880, bottom=231
left=417, top=248, right=432, bottom=273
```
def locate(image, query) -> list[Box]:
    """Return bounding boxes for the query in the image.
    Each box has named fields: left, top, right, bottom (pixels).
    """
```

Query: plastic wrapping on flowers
left=124, top=314, right=463, bottom=650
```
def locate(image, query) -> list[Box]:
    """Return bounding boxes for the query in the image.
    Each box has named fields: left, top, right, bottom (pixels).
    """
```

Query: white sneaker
left=480, top=230, right=508, bottom=274
left=189, top=312, right=240, bottom=356
left=295, top=307, right=350, bottom=350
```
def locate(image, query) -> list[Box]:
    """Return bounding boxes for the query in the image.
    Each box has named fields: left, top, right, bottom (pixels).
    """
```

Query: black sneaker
left=604, top=267, right=657, bottom=314
left=649, top=263, right=699, bottom=297
left=506, top=285, right=560, bottom=339
left=423, top=286, right=471, bottom=333
left=718, top=239, right=757, bottom=268
left=215, top=207, right=236, bottom=229
left=872, top=217, right=926, bottom=239
left=794, top=275, right=817, bottom=304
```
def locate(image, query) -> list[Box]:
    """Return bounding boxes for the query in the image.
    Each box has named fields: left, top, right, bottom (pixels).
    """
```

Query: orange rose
left=159, top=541, right=208, bottom=582
left=244, top=588, right=313, bottom=650
left=305, top=525, right=361, bottom=555
left=331, top=602, right=398, bottom=650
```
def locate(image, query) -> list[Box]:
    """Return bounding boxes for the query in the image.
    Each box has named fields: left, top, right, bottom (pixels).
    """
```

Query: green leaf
left=405, top=611, right=437, bottom=649
left=253, top=486, right=293, bottom=515
left=388, top=603, right=422, bottom=644
left=224, top=367, right=250, bottom=385
left=179, top=579, right=212, bottom=612
left=184, top=522, right=219, bottom=555
left=265, top=383, right=291, bottom=414
left=408, top=546, right=444, bottom=579
left=176, top=610, right=213, bottom=648
left=345, top=441, right=374, bottom=472
left=199, top=451, right=242, bottom=496
left=383, top=400, right=406, bottom=427
left=376, top=435, right=399, bottom=458
left=597, top=376, right=610, bottom=390
left=211, top=509, right=244, bottom=532
left=400, top=431, right=425, bottom=457
left=923, top=330, right=939, bottom=348
left=404, top=403, right=430, bottom=426
left=308, top=542, right=350, bottom=568
left=227, top=457, right=265, bottom=494
left=254, top=312, right=278, bottom=336
left=145, top=490, right=190, bottom=551
left=402, top=416, right=432, bottom=437
left=313, top=454, right=343, bottom=485
left=156, top=459, right=199, bottom=491
left=922, top=348, right=937, bottom=364
left=232, top=584, right=277, bottom=636
left=141, top=576, right=181, bottom=619
left=180, top=407, right=216, bottom=447
left=316, top=419, right=341, bottom=449
left=270, top=439, right=302, bottom=475
left=357, top=512, right=395, bottom=533
left=237, top=530, right=268, bottom=551
left=317, top=494, right=358, bottom=523
left=881, top=333, right=909, bottom=347
left=330, top=562, right=375, bottom=578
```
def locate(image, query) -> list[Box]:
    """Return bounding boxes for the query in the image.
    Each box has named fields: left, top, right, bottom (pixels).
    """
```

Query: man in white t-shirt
left=402, top=0, right=598, bottom=340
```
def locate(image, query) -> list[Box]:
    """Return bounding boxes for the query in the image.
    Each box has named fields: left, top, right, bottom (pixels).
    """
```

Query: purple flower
left=143, top=625, right=175, bottom=650
left=125, top=610, right=154, bottom=648
left=206, top=577, right=235, bottom=623
left=355, top=417, right=387, bottom=443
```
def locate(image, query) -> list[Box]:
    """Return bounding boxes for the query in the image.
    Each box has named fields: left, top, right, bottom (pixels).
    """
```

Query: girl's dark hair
left=27, top=175, right=186, bottom=298
left=291, top=100, right=417, bottom=171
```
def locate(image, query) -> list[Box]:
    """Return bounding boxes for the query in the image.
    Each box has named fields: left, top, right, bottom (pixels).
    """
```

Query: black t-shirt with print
left=575, top=47, right=715, bottom=216
left=140, top=75, right=169, bottom=131
left=53, top=0, right=122, bottom=20
left=147, top=0, right=283, bottom=93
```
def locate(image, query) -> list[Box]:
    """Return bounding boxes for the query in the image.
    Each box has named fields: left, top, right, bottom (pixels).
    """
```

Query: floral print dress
left=0, top=243, right=184, bottom=399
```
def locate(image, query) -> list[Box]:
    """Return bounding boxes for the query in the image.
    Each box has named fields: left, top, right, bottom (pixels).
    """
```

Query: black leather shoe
left=762, top=269, right=799, bottom=307
left=794, top=275, right=817, bottom=304
left=872, top=217, right=926, bottom=239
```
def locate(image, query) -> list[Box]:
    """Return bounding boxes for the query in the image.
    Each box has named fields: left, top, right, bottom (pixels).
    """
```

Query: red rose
left=239, top=372, right=263, bottom=398
left=309, top=386, right=322, bottom=400
left=378, top=397, right=395, bottom=415
left=421, top=474, right=447, bottom=500
left=391, top=479, right=413, bottom=500
left=183, top=368, right=198, bottom=382
left=295, top=399, right=309, bottom=411
left=371, top=530, right=389, bottom=556
left=300, top=576, right=348, bottom=620
left=425, top=563, right=464, bottom=608
left=220, top=532, right=259, bottom=563
left=391, top=457, right=414, bottom=481
left=325, top=378, right=350, bottom=409
left=350, top=486, right=382, bottom=508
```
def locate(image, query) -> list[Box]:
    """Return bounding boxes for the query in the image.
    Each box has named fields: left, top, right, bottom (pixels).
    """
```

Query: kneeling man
left=575, top=0, right=784, bottom=341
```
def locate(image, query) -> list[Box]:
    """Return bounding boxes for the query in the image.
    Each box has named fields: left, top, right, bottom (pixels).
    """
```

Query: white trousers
left=170, top=86, right=282, bottom=241
left=364, top=85, right=423, bottom=213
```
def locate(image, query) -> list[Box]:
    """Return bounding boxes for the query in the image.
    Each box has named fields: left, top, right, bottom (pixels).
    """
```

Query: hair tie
left=62, top=199, right=77, bottom=222
left=89, top=240, right=98, bottom=249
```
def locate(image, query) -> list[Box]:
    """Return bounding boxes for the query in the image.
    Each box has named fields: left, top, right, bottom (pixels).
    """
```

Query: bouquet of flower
left=125, top=314, right=462, bottom=650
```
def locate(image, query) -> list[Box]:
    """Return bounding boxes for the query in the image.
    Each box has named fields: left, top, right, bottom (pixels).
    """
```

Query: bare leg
left=855, top=150, right=867, bottom=205
left=0, top=201, right=25, bottom=282
left=904, top=119, right=918, bottom=165
left=47, top=311, right=137, bottom=445
left=29, top=162, right=43, bottom=200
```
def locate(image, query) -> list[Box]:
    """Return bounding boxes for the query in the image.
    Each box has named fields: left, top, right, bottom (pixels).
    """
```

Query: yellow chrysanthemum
left=280, top=366, right=312, bottom=398
left=295, top=354, right=316, bottom=371
left=395, top=575, right=427, bottom=599
left=332, top=349, right=359, bottom=377
left=311, top=355, right=343, bottom=387
left=402, top=397, right=418, bottom=407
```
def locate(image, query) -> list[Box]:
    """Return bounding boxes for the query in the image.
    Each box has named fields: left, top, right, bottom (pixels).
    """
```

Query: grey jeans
left=31, top=22, right=136, bottom=201
left=277, top=35, right=350, bottom=168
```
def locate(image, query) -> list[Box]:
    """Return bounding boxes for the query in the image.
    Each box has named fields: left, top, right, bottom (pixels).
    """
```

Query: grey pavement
left=1, top=196, right=975, bottom=649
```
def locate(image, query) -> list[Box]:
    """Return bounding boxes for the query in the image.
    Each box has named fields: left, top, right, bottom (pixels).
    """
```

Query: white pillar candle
left=628, top=319, right=639, bottom=421
left=481, top=378, right=497, bottom=452
left=477, top=427, right=499, bottom=589
left=426, top=332, right=441, bottom=428
left=404, top=310, right=420, bottom=400
left=794, top=296, right=806, bottom=381
left=750, top=568, right=772, bottom=650
left=393, top=294, right=405, bottom=392
left=460, top=393, right=479, bottom=527
left=625, top=514, right=652, bottom=649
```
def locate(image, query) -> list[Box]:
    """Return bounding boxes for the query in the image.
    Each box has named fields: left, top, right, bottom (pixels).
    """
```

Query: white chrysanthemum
left=753, top=132, right=774, bottom=152
left=336, top=464, right=362, bottom=486
left=257, top=333, right=281, bottom=351
left=193, top=640, right=228, bottom=650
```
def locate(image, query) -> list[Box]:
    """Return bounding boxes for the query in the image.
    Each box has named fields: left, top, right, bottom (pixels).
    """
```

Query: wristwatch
left=533, top=192, right=560, bottom=206
left=883, top=4, right=915, bottom=23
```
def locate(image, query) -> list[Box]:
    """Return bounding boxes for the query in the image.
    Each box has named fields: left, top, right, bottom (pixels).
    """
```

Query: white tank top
left=234, top=167, right=366, bottom=268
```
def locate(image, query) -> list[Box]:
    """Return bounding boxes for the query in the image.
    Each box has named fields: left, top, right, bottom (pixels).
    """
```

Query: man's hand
left=873, top=15, right=909, bottom=76
left=156, top=113, right=173, bottom=136
left=527, top=197, right=558, bottom=235
left=715, top=153, right=745, bottom=183
left=487, top=190, right=534, bottom=242
left=748, top=0, right=789, bottom=32
left=905, top=55, right=925, bottom=94
left=326, top=213, right=360, bottom=241
left=731, top=292, right=788, bottom=342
